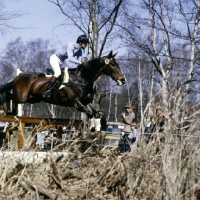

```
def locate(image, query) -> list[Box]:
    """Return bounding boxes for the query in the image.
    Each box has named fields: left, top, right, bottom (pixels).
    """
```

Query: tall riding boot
left=43, top=76, right=57, bottom=100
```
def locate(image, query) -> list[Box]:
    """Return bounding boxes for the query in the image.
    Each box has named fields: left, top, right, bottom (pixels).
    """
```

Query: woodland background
left=1, top=0, right=200, bottom=124
left=1, top=1, right=200, bottom=199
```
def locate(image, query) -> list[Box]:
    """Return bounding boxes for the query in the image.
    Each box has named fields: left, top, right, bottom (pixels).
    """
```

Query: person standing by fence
left=151, top=106, right=166, bottom=142
left=144, top=115, right=155, bottom=143
left=0, top=121, right=10, bottom=148
left=121, top=104, right=135, bottom=152
left=98, top=108, right=107, bottom=144
left=155, top=106, right=165, bottom=133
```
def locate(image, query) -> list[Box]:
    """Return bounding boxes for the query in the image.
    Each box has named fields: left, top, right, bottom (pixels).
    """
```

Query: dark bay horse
left=0, top=51, right=125, bottom=117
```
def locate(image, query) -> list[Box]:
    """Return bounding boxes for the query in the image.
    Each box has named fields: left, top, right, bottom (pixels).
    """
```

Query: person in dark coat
left=155, top=106, right=165, bottom=133
left=98, top=108, right=107, bottom=144
left=151, top=106, right=166, bottom=142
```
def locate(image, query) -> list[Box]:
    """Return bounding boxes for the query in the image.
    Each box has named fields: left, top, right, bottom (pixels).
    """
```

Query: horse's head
left=100, top=51, right=126, bottom=85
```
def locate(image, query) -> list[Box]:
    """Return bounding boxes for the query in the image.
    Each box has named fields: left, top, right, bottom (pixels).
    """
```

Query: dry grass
left=0, top=113, right=200, bottom=199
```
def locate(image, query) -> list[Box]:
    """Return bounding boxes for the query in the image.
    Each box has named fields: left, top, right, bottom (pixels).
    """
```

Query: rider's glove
left=81, top=62, right=88, bottom=67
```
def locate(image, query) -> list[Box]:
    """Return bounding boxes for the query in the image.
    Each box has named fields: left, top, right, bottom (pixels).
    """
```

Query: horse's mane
left=71, top=57, right=101, bottom=71
left=89, top=57, right=103, bottom=70
left=64, top=57, right=103, bottom=85
left=18, top=73, right=40, bottom=77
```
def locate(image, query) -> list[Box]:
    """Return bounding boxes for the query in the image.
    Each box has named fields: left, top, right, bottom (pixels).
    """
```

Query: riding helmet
left=76, top=35, right=89, bottom=43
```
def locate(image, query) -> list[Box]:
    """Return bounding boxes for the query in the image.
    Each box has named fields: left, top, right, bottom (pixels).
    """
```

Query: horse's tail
left=0, top=81, right=13, bottom=93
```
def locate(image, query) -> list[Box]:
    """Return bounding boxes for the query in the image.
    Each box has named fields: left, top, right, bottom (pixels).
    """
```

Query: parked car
left=103, top=122, right=124, bottom=148
left=106, top=122, right=124, bottom=134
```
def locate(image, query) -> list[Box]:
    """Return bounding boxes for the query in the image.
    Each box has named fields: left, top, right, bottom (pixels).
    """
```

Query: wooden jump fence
left=0, top=115, right=84, bottom=149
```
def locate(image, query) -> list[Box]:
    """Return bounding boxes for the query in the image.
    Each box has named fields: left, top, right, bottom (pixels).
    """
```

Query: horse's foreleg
left=86, top=103, right=99, bottom=118
left=75, top=100, right=93, bottom=118
left=86, top=103, right=96, bottom=112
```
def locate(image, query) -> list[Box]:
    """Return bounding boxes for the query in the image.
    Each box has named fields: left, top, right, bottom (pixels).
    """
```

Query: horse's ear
left=113, top=52, right=118, bottom=58
left=107, top=50, right=113, bottom=58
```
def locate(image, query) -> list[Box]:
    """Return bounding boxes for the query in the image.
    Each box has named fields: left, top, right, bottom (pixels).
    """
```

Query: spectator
left=129, top=123, right=138, bottom=143
left=44, top=129, right=58, bottom=149
left=151, top=106, right=166, bottom=142
left=71, top=126, right=77, bottom=138
left=155, top=106, right=165, bottom=133
left=71, top=126, right=76, bottom=132
left=0, top=107, right=12, bottom=148
left=122, top=104, right=135, bottom=134
left=144, top=115, right=155, bottom=143
left=179, top=109, right=190, bottom=131
left=121, top=104, right=135, bottom=152
left=98, top=108, right=107, bottom=131
left=0, top=121, right=10, bottom=148
left=98, top=108, right=107, bottom=144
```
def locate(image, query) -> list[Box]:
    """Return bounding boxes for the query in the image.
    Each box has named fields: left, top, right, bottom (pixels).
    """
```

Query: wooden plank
left=0, top=116, right=84, bottom=134
left=0, top=115, right=83, bottom=126
left=18, top=122, right=25, bottom=149
left=105, top=134, right=121, bottom=140
left=0, top=116, right=84, bottom=148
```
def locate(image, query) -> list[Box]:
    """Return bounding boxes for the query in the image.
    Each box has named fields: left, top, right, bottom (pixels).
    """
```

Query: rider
left=43, top=34, right=89, bottom=100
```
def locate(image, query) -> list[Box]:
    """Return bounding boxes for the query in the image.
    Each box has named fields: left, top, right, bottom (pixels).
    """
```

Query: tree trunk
left=138, top=59, right=144, bottom=132
left=114, top=91, right=118, bottom=122
left=107, top=79, right=112, bottom=121
left=149, top=64, right=154, bottom=115
left=126, top=78, right=130, bottom=104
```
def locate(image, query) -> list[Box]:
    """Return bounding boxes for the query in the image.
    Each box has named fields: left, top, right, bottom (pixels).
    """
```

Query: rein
left=74, top=59, right=103, bottom=84
left=72, top=56, right=124, bottom=85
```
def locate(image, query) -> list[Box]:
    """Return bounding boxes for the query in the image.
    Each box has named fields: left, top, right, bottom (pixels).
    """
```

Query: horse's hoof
left=94, top=112, right=100, bottom=118
left=86, top=111, right=93, bottom=118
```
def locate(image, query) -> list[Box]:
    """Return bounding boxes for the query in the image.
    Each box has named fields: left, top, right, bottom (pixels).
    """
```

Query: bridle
left=74, top=57, right=124, bottom=83
left=103, top=58, right=124, bottom=81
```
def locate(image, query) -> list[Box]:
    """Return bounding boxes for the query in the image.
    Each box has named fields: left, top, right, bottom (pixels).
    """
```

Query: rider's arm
left=67, top=43, right=82, bottom=64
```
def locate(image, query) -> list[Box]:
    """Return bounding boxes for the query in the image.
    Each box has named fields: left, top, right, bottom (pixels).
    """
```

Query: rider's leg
left=43, top=54, right=61, bottom=100
left=59, top=67, right=69, bottom=89
left=43, top=76, right=57, bottom=100
left=63, top=67, right=69, bottom=84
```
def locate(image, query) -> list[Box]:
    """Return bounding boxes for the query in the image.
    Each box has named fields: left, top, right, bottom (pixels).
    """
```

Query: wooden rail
left=0, top=115, right=83, bottom=126
left=0, top=115, right=84, bottom=149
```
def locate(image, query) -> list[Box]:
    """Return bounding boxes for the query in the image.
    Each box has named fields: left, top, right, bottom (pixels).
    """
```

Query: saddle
left=45, top=68, right=67, bottom=89
left=45, top=68, right=86, bottom=89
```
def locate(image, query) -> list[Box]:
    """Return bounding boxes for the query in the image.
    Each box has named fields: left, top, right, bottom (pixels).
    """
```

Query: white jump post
left=17, top=68, right=22, bottom=116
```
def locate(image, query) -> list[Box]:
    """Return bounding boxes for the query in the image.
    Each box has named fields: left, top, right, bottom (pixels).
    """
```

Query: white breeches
left=50, top=54, right=68, bottom=78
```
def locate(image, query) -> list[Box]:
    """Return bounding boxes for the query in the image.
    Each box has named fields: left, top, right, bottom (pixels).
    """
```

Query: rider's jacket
left=55, top=43, right=85, bottom=68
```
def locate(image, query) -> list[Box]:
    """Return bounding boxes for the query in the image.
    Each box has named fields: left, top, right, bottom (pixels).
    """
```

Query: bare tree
left=48, top=0, right=124, bottom=57
left=0, top=0, right=27, bottom=36
left=119, top=0, right=200, bottom=116
left=137, top=58, right=144, bottom=131
left=0, top=37, right=25, bottom=81
left=48, top=0, right=125, bottom=114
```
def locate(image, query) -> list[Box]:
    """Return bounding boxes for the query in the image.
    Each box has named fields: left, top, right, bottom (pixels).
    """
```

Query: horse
left=0, top=51, right=125, bottom=118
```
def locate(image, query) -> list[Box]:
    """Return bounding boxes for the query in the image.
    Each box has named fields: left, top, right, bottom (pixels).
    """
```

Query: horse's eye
left=110, top=63, right=116, bottom=67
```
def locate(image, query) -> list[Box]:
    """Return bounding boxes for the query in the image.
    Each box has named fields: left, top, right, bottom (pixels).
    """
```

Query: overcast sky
left=0, top=0, right=79, bottom=52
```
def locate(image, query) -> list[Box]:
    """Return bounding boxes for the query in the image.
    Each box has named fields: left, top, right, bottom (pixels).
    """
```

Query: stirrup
left=43, top=90, right=52, bottom=100
left=59, top=83, right=68, bottom=90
